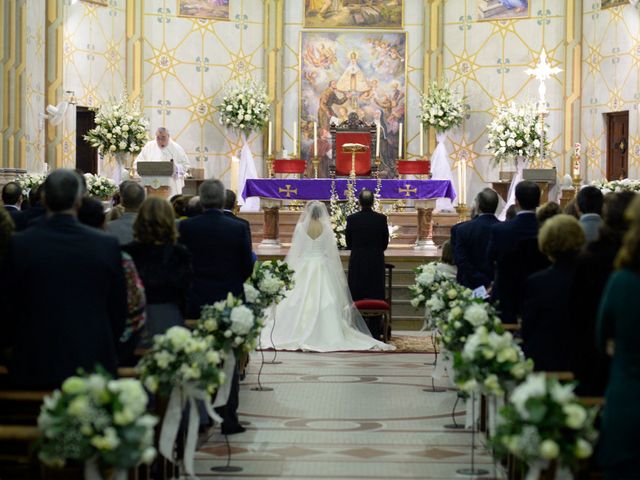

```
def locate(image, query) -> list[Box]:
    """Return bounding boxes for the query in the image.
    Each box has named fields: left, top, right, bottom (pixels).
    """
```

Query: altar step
left=240, top=211, right=459, bottom=247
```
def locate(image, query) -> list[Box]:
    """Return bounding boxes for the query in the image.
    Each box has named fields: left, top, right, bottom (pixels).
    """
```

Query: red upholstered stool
left=273, top=159, right=307, bottom=178
left=397, top=160, right=431, bottom=179
left=353, top=263, right=395, bottom=343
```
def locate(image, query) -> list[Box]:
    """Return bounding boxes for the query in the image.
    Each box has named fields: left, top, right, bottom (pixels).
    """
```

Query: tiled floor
left=195, top=341, right=501, bottom=479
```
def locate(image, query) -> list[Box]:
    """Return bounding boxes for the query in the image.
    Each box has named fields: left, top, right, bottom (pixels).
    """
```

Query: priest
left=135, top=127, right=191, bottom=196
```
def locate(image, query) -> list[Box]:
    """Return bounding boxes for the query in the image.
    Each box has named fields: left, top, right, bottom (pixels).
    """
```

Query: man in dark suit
left=346, top=189, right=389, bottom=339
left=179, top=179, right=253, bottom=435
left=452, top=188, right=500, bottom=290
left=3, top=169, right=127, bottom=389
left=576, top=185, right=604, bottom=243
left=2, top=182, right=27, bottom=231
left=20, top=184, right=46, bottom=230
left=223, top=189, right=252, bottom=237
left=487, top=181, right=541, bottom=324
left=106, top=181, right=145, bottom=245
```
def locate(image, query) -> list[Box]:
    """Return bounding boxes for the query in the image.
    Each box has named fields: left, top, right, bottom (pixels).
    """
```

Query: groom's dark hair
left=358, top=189, right=374, bottom=208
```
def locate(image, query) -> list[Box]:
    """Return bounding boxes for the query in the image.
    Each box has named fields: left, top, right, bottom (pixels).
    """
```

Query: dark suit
left=19, top=204, right=46, bottom=231
left=3, top=205, right=27, bottom=231
left=346, top=208, right=389, bottom=301
left=521, top=257, right=577, bottom=372
left=452, top=214, right=500, bottom=289
left=487, top=212, right=538, bottom=323
left=3, top=214, right=127, bottom=388
left=179, top=209, right=253, bottom=318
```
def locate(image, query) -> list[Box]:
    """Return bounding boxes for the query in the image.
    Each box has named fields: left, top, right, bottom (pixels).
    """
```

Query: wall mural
left=600, top=0, right=628, bottom=8
left=476, top=0, right=529, bottom=21
left=300, top=31, right=406, bottom=178
left=304, top=0, right=402, bottom=29
left=178, top=0, right=230, bottom=20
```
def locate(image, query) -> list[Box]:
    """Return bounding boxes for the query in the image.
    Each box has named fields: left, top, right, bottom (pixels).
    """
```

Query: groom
left=346, top=189, right=389, bottom=340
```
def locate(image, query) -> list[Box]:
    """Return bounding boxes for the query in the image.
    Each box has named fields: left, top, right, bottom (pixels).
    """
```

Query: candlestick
left=398, top=122, right=403, bottom=159
left=419, top=126, right=424, bottom=158
left=293, top=121, right=297, bottom=157
left=376, top=124, right=381, bottom=158
left=313, top=122, right=318, bottom=157
left=267, top=121, right=272, bottom=156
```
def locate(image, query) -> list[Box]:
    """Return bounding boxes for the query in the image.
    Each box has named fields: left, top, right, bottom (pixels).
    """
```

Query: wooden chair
left=329, top=113, right=378, bottom=178
left=353, top=263, right=395, bottom=342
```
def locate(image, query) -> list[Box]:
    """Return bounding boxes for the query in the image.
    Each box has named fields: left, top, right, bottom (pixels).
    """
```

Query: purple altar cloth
left=243, top=179, right=456, bottom=201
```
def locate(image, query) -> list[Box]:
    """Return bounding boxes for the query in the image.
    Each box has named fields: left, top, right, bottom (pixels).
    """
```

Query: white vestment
left=135, top=139, right=190, bottom=196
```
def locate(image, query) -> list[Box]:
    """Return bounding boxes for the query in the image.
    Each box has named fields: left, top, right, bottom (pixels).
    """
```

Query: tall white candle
left=230, top=157, right=240, bottom=194
left=313, top=122, right=318, bottom=157
left=419, top=127, right=424, bottom=158
left=293, top=121, right=298, bottom=157
left=457, top=160, right=463, bottom=204
left=376, top=124, right=381, bottom=158
left=461, top=159, right=467, bottom=204
left=267, top=121, right=272, bottom=156
left=398, top=122, right=403, bottom=159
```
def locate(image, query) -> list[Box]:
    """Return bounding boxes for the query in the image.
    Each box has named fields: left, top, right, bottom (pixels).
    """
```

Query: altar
left=243, top=178, right=456, bottom=250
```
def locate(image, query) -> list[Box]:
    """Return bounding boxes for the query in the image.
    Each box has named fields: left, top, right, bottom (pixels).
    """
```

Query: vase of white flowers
left=84, top=174, right=118, bottom=201
left=591, top=178, right=640, bottom=194
left=15, top=173, right=46, bottom=195
left=216, top=80, right=270, bottom=134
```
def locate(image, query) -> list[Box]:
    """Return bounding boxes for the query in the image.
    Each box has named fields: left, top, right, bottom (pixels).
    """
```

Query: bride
left=260, top=201, right=395, bottom=352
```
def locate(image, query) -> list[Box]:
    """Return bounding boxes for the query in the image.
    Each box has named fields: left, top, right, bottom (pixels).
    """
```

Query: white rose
left=243, top=283, right=260, bottom=303
left=447, top=288, right=458, bottom=299
left=551, top=382, right=575, bottom=404
left=417, top=271, right=435, bottom=286
left=575, top=438, right=593, bottom=459
left=463, top=304, right=489, bottom=327
left=141, top=447, right=157, bottom=464
left=230, top=305, right=254, bottom=335
left=563, top=403, right=587, bottom=429
left=497, top=347, right=518, bottom=364
left=165, top=326, right=191, bottom=350
left=539, top=439, right=559, bottom=460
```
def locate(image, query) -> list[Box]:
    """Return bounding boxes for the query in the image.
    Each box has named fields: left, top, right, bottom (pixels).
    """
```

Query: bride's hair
left=309, top=201, right=324, bottom=220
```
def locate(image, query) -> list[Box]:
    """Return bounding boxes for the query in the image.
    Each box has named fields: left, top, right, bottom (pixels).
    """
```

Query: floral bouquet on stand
left=84, top=95, right=149, bottom=156
left=492, top=373, right=598, bottom=478
left=37, top=372, right=157, bottom=477
left=419, top=80, right=466, bottom=133
left=329, top=178, right=359, bottom=249
left=591, top=178, right=640, bottom=194
left=84, top=173, right=118, bottom=200
left=243, top=260, right=295, bottom=313
left=437, top=296, right=503, bottom=353
left=409, top=262, right=457, bottom=331
left=454, top=326, right=533, bottom=397
left=137, top=326, right=224, bottom=477
left=15, top=173, right=46, bottom=195
left=486, top=101, right=549, bottom=167
left=216, top=79, right=270, bottom=134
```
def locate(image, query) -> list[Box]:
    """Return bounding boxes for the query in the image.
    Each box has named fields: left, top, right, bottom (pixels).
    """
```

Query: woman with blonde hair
left=596, top=195, right=640, bottom=480
left=123, top=196, right=192, bottom=340
left=521, top=214, right=585, bottom=371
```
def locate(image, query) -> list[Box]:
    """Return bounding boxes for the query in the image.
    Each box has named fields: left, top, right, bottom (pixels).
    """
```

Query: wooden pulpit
left=137, top=160, right=174, bottom=198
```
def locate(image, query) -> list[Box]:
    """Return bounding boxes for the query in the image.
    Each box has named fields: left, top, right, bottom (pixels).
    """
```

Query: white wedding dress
left=260, top=202, right=395, bottom=352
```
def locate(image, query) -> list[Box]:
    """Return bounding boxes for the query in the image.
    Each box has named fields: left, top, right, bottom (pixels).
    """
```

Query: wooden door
left=606, top=111, right=628, bottom=180
left=76, top=106, right=98, bottom=174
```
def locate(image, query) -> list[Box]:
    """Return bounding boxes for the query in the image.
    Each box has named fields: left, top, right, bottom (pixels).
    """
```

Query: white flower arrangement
left=36, top=372, right=157, bottom=471
left=198, top=293, right=265, bottom=354
left=216, top=79, right=270, bottom=133
left=84, top=173, right=118, bottom=199
left=453, top=326, right=534, bottom=396
left=329, top=178, right=358, bottom=249
left=84, top=95, right=149, bottom=155
left=136, top=326, right=225, bottom=397
left=492, top=374, right=598, bottom=472
left=418, top=81, right=466, bottom=132
left=591, top=178, right=640, bottom=194
left=15, top=173, right=46, bottom=195
left=486, top=102, right=549, bottom=166
left=409, top=262, right=457, bottom=311
left=244, top=260, right=295, bottom=312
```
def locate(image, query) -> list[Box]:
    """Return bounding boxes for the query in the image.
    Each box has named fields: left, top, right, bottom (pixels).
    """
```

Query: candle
left=419, top=126, right=424, bottom=158
left=462, top=159, right=467, bottom=204
left=230, top=156, right=240, bottom=194
left=398, top=122, right=403, bottom=159
left=457, top=160, right=463, bottom=204
left=293, top=121, right=297, bottom=157
left=267, top=121, right=272, bottom=156
left=376, top=124, right=381, bottom=158
left=572, top=155, right=581, bottom=177
left=574, top=142, right=581, bottom=157
left=313, top=122, right=318, bottom=157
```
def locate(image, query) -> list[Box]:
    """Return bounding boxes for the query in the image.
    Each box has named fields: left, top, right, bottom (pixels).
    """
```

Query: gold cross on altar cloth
left=398, top=184, right=417, bottom=197
left=278, top=184, right=298, bottom=198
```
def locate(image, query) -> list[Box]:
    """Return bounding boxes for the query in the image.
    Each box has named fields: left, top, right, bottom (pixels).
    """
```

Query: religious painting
left=477, top=0, right=529, bottom=21
left=304, top=0, right=403, bottom=29
left=300, top=31, right=406, bottom=178
left=80, top=0, right=108, bottom=6
left=177, top=0, right=230, bottom=20
left=601, top=0, right=627, bottom=8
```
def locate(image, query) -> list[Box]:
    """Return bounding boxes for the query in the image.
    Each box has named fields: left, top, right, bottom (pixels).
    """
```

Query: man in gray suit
left=576, top=186, right=603, bottom=243
left=106, top=181, right=145, bottom=245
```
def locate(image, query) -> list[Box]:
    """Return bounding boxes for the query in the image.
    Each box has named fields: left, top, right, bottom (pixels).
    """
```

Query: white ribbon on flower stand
left=498, top=156, right=526, bottom=220
left=238, top=133, right=260, bottom=212
left=430, top=132, right=457, bottom=211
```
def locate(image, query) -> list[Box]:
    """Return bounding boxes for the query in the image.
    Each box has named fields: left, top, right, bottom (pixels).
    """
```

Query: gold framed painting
left=81, top=0, right=108, bottom=6
left=299, top=31, right=407, bottom=178
left=177, top=0, right=230, bottom=20
left=304, top=0, right=403, bottom=29
left=601, top=0, right=627, bottom=8
left=477, top=0, right=529, bottom=21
